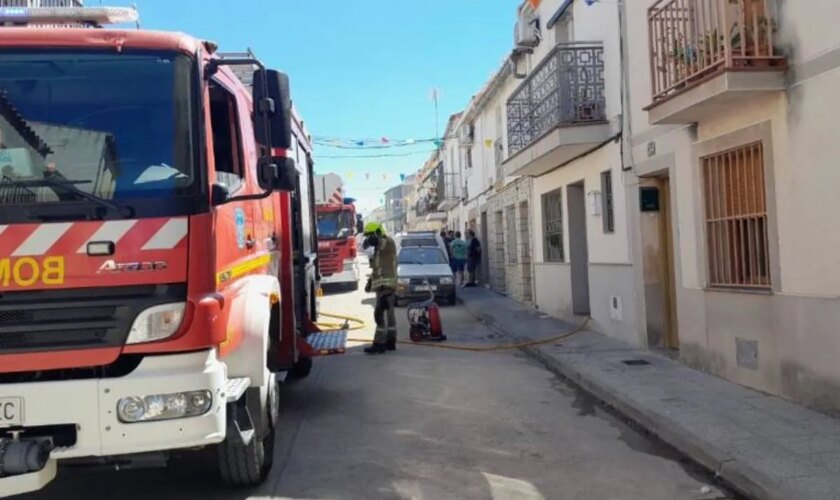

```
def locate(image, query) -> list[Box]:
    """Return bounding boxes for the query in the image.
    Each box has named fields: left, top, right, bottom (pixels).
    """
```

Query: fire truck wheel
left=217, top=390, right=276, bottom=486
left=288, top=356, right=313, bottom=379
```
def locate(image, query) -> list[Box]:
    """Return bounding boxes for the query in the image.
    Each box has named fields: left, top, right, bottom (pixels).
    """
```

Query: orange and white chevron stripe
left=0, top=217, right=189, bottom=291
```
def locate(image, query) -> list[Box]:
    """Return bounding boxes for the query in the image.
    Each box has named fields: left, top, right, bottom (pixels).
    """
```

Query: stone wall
left=486, top=177, right=533, bottom=302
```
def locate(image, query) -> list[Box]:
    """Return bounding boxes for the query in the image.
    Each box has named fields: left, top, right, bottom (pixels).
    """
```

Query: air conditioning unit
left=514, top=15, right=540, bottom=48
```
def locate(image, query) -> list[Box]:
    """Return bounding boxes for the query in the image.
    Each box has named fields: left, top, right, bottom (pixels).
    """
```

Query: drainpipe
left=617, top=0, right=633, bottom=173
left=615, top=0, right=652, bottom=348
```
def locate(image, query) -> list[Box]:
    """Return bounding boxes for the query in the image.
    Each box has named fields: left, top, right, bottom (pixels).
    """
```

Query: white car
left=395, top=246, right=456, bottom=305
left=394, top=231, right=448, bottom=257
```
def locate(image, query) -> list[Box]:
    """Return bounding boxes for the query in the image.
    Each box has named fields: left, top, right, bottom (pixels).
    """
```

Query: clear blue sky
left=107, top=0, right=516, bottom=214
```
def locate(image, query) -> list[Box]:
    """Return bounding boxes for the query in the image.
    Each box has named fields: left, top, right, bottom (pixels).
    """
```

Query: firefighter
left=362, top=221, right=397, bottom=354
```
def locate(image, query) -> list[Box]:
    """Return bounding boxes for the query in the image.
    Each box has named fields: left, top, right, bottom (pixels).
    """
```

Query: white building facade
left=624, top=0, right=840, bottom=413
left=498, top=0, right=638, bottom=341
left=438, top=0, right=840, bottom=415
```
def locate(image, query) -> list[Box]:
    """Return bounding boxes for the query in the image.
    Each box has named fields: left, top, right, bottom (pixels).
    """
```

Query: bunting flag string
left=312, top=135, right=458, bottom=150
left=313, top=135, right=493, bottom=152
left=323, top=171, right=410, bottom=184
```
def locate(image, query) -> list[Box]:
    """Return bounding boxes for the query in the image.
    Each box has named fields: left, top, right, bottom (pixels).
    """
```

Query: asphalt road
left=20, top=265, right=738, bottom=500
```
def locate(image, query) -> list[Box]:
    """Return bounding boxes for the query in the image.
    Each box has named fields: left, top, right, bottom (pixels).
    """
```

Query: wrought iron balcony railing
left=648, top=0, right=786, bottom=104
left=507, top=42, right=606, bottom=157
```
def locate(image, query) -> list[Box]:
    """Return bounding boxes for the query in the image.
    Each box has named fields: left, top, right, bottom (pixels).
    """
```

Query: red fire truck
left=0, top=6, right=344, bottom=496
left=314, top=173, right=360, bottom=289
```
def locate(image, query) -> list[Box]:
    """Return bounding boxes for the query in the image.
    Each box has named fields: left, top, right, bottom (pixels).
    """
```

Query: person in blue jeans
left=449, top=231, right=469, bottom=286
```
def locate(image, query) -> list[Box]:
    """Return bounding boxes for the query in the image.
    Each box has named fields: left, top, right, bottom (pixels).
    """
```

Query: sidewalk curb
left=458, top=294, right=797, bottom=500
left=523, top=345, right=789, bottom=500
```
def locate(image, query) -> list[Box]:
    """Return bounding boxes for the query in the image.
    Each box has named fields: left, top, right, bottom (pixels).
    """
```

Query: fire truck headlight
left=117, top=390, right=213, bottom=423
left=127, top=303, right=186, bottom=345
left=343, top=260, right=355, bottom=271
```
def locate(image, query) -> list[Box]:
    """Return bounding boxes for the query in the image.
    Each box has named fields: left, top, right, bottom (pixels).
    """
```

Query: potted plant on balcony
left=667, top=34, right=698, bottom=83
left=701, top=29, right=726, bottom=64
left=728, top=0, right=779, bottom=64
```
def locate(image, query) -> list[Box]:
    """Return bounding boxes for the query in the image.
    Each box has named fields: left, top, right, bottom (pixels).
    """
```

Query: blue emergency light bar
left=0, top=7, right=27, bottom=18
left=343, top=197, right=357, bottom=205
left=0, top=6, right=139, bottom=26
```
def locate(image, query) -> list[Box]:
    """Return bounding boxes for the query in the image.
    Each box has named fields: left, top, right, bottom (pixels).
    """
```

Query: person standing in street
left=442, top=229, right=453, bottom=258
left=449, top=231, right=468, bottom=286
left=466, top=229, right=482, bottom=287
left=362, top=222, right=398, bottom=354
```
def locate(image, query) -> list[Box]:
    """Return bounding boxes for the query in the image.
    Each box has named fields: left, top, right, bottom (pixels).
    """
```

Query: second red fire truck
left=314, top=173, right=360, bottom=290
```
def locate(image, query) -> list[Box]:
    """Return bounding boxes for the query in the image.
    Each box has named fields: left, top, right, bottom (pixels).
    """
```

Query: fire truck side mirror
left=253, top=69, right=292, bottom=151
left=259, top=157, right=298, bottom=192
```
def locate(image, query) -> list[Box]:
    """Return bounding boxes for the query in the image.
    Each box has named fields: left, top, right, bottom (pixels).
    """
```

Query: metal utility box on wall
left=640, top=186, right=660, bottom=212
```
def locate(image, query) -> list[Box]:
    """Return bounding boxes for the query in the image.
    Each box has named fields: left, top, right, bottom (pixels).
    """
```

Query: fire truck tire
left=288, top=356, right=313, bottom=379
left=217, top=387, right=276, bottom=487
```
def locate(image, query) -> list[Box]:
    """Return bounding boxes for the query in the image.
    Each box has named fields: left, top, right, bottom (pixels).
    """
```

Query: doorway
left=519, top=201, right=533, bottom=302
left=493, top=210, right=506, bottom=292
left=567, top=182, right=590, bottom=316
left=480, top=211, right=489, bottom=286
left=640, top=176, right=679, bottom=350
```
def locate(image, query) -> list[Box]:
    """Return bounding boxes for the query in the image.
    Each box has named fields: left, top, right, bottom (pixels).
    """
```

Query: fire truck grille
left=0, top=284, right=187, bottom=355
left=0, top=329, right=109, bottom=351
left=319, top=249, right=342, bottom=276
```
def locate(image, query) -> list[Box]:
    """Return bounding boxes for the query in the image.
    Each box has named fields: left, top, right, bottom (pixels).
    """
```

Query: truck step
left=225, top=377, right=251, bottom=403
left=305, top=330, right=347, bottom=356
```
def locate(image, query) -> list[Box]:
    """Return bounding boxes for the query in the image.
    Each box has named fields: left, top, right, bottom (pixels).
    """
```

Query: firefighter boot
left=386, top=338, right=397, bottom=351
left=364, top=343, right=387, bottom=354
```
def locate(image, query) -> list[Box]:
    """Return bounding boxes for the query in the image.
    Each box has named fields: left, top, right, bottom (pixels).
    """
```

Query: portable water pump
left=406, top=279, right=446, bottom=343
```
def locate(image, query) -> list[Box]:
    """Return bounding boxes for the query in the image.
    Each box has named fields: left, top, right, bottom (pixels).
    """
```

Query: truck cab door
left=208, top=77, right=258, bottom=336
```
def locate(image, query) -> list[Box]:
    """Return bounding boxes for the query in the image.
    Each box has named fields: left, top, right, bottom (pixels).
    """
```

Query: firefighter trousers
left=373, top=289, right=397, bottom=345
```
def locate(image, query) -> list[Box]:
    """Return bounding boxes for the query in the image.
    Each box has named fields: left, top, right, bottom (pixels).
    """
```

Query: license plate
left=0, top=397, right=23, bottom=428
left=414, top=285, right=437, bottom=292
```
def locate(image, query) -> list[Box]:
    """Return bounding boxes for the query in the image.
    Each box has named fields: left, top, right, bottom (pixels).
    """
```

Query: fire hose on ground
left=316, top=311, right=591, bottom=353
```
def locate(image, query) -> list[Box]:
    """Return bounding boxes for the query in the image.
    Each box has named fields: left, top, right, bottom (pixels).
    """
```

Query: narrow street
left=21, top=263, right=736, bottom=500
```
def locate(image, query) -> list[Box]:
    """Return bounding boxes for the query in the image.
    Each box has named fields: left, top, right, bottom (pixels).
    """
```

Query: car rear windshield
left=400, top=238, right=438, bottom=248
left=398, top=247, right=448, bottom=265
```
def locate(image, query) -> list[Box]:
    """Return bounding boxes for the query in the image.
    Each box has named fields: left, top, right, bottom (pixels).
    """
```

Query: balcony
left=646, top=0, right=787, bottom=124
left=504, top=42, right=612, bottom=178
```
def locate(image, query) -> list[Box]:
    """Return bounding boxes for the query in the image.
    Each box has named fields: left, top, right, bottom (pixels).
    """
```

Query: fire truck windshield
left=0, top=50, right=196, bottom=217
left=317, top=210, right=354, bottom=240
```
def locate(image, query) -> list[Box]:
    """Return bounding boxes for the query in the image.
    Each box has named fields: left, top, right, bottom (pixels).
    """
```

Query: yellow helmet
left=363, top=221, right=384, bottom=235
